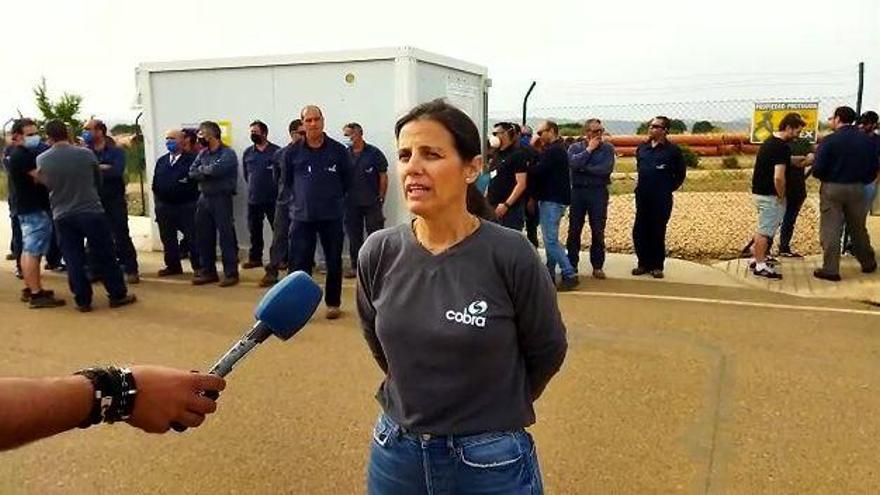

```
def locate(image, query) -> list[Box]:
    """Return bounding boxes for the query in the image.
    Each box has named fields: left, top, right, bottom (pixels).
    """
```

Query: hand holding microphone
left=172, top=271, right=323, bottom=431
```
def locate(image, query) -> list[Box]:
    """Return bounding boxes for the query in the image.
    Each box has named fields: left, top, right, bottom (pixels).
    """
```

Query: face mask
left=341, top=136, right=352, bottom=147
left=488, top=135, right=501, bottom=149
left=81, top=130, right=94, bottom=146
left=250, top=133, right=264, bottom=145
left=166, top=140, right=179, bottom=153
left=197, top=137, right=210, bottom=147
left=24, top=135, right=41, bottom=149
left=519, top=135, right=532, bottom=147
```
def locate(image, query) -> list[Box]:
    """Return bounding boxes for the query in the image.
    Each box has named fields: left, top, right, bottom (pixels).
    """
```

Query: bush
left=692, top=120, right=717, bottom=134
left=679, top=144, right=701, bottom=169
left=721, top=156, right=740, bottom=169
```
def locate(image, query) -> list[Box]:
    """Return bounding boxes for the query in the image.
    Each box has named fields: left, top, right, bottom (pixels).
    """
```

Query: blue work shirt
left=813, top=125, right=880, bottom=184
left=346, top=143, right=388, bottom=207
left=189, top=145, right=239, bottom=197
left=243, top=141, right=280, bottom=204
left=568, top=141, right=616, bottom=187
left=284, top=134, right=352, bottom=222
left=635, top=140, right=686, bottom=196
left=91, top=142, right=126, bottom=199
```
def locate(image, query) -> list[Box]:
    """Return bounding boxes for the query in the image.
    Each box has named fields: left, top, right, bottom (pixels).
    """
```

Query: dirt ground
left=2, top=256, right=880, bottom=494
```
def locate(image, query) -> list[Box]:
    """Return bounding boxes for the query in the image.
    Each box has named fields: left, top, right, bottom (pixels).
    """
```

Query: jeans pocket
left=371, top=415, right=395, bottom=448
left=459, top=432, right=524, bottom=469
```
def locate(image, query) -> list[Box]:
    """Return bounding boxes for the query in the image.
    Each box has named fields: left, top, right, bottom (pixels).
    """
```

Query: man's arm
left=0, top=366, right=225, bottom=451
left=199, top=149, right=237, bottom=178
left=774, top=164, right=786, bottom=200
left=671, top=146, right=687, bottom=191
left=568, top=142, right=592, bottom=172
left=99, top=147, right=126, bottom=177
left=376, top=149, right=389, bottom=201
left=188, top=153, right=206, bottom=180
left=812, top=141, right=830, bottom=180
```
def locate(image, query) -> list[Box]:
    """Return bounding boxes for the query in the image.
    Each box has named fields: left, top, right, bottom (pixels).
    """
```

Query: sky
left=1, top=0, right=878, bottom=128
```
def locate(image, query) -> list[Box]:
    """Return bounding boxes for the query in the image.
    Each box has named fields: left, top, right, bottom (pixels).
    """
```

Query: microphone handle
left=172, top=321, right=272, bottom=431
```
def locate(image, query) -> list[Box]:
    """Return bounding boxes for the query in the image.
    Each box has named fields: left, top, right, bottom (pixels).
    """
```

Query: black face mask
left=250, top=133, right=264, bottom=145
left=197, top=137, right=209, bottom=147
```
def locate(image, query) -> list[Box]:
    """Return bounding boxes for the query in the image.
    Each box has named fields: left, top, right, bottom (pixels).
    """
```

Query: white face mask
left=24, top=135, right=41, bottom=149
left=488, top=135, right=501, bottom=149
left=342, top=136, right=353, bottom=147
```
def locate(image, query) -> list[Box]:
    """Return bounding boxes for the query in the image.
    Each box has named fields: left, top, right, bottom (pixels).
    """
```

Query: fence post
left=522, top=81, right=536, bottom=126
left=857, top=61, right=865, bottom=115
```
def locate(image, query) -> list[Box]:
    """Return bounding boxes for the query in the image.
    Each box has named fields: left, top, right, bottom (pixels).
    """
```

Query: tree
left=32, top=77, right=84, bottom=137
left=691, top=120, right=718, bottom=134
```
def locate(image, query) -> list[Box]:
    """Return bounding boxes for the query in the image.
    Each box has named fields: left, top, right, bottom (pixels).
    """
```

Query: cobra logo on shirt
left=446, top=300, right=488, bottom=328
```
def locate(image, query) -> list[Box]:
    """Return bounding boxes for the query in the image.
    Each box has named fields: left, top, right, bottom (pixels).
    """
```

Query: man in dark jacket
left=189, top=121, right=240, bottom=287
left=631, top=116, right=686, bottom=279
left=566, top=118, right=615, bottom=279
left=152, top=129, right=200, bottom=276
left=812, top=106, right=878, bottom=281
left=241, top=120, right=280, bottom=269
left=532, top=120, right=579, bottom=291
left=83, top=119, right=139, bottom=284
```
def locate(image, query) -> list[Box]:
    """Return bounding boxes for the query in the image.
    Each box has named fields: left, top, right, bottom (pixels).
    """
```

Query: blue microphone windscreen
left=254, top=271, right=323, bottom=340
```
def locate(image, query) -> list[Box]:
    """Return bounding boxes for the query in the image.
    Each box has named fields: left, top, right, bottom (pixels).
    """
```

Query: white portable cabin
left=135, top=47, right=490, bottom=251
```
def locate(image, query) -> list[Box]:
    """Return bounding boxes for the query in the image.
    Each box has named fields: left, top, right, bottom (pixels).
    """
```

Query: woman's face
left=397, top=119, right=480, bottom=219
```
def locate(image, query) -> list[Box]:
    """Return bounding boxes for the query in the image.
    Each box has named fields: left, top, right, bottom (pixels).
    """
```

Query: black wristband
left=74, top=366, right=138, bottom=428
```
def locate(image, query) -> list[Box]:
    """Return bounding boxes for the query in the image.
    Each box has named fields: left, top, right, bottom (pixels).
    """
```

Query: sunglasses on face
left=649, top=124, right=665, bottom=130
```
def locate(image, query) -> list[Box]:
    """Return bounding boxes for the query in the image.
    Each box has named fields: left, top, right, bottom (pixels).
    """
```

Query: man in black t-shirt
left=7, top=119, right=65, bottom=307
left=750, top=113, right=806, bottom=279
left=486, top=122, right=528, bottom=231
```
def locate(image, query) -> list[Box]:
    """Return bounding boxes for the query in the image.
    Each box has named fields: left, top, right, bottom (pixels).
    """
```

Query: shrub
left=679, top=144, right=701, bottom=169
left=721, top=156, right=740, bottom=169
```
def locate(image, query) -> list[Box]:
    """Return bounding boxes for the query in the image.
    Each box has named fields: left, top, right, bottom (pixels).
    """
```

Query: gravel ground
left=559, top=192, right=821, bottom=260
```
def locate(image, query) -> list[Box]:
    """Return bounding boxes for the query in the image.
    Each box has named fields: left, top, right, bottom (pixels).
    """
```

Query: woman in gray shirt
left=357, top=100, right=567, bottom=494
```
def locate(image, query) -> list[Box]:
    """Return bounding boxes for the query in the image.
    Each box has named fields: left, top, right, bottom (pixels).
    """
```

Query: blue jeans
left=538, top=201, right=576, bottom=279
left=367, top=414, right=544, bottom=495
left=566, top=186, right=609, bottom=270
left=55, top=212, right=128, bottom=307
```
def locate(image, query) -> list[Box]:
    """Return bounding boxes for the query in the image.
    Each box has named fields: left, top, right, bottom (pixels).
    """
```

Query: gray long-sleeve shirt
left=568, top=141, right=615, bottom=187
left=357, top=221, right=568, bottom=435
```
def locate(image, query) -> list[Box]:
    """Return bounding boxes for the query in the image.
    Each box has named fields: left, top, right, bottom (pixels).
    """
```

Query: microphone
left=172, top=271, right=322, bottom=431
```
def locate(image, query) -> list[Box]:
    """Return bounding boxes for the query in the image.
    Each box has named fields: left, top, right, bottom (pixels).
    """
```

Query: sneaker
left=109, top=294, right=138, bottom=308
left=631, top=266, right=649, bottom=276
left=192, top=273, right=220, bottom=286
left=778, top=250, right=803, bottom=258
left=5, top=253, right=15, bottom=261
left=28, top=291, right=66, bottom=309
left=158, top=267, right=183, bottom=277
left=241, top=260, right=262, bottom=269
left=813, top=269, right=841, bottom=282
left=754, top=266, right=783, bottom=279
left=75, top=304, right=93, bottom=313
left=557, top=276, right=580, bottom=292
left=344, top=267, right=357, bottom=279
left=862, top=263, right=878, bottom=274
left=749, top=258, right=779, bottom=270
left=126, top=273, right=141, bottom=285
left=219, top=276, right=240, bottom=288
left=259, top=272, right=278, bottom=288
left=21, top=288, right=55, bottom=303
left=14, top=268, right=23, bottom=280
left=326, top=306, right=342, bottom=320
left=651, top=270, right=665, bottom=279
left=765, top=256, right=780, bottom=265
left=592, top=269, right=607, bottom=280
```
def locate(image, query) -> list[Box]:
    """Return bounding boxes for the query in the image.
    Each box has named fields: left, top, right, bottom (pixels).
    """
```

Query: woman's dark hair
left=394, top=99, right=495, bottom=221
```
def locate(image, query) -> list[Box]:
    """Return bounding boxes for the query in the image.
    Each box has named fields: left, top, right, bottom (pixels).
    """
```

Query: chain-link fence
left=491, top=94, right=859, bottom=260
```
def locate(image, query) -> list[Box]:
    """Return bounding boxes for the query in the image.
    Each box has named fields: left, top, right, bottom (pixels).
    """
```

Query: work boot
left=241, top=260, right=262, bottom=269
left=813, top=269, right=841, bottom=282
left=651, top=270, right=665, bottom=279
left=192, top=273, right=220, bottom=286
left=592, top=269, right=607, bottom=280
left=28, top=290, right=66, bottom=309
left=557, top=276, right=580, bottom=292
left=326, top=306, right=342, bottom=320
left=126, top=273, right=141, bottom=285
left=158, top=266, right=183, bottom=277
left=109, top=294, right=138, bottom=308
left=259, top=272, right=278, bottom=288
left=631, top=266, right=648, bottom=276
left=219, top=276, right=240, bottom=288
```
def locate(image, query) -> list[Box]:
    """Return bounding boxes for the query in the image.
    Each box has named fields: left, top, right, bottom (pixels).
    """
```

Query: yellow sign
left=217, top=120, right=233, bottom=146
left=750, top=102, right=819, bottom=144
